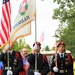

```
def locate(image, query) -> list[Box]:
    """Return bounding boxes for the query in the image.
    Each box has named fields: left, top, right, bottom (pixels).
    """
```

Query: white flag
left=10, top=0, right=35, bottom=48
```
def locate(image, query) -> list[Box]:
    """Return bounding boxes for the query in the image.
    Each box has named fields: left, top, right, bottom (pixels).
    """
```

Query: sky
left=0, top=0, right=59, bottom=49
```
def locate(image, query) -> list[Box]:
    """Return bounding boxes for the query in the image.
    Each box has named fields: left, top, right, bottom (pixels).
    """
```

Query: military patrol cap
left=57, top=41, right=65, bottom=47
left=33, top=42, right=41, bottom=47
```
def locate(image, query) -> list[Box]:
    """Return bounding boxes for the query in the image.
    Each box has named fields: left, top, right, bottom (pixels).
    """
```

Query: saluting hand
left=32, top=44, right=38, bottom=54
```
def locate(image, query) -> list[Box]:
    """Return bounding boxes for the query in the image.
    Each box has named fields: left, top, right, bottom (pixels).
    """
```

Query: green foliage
left=45, top=45, right=50, bottom=51
left=52, top=0, right=75, bottom=23
left=25, top=44, right=32, bottom=53
left=0, top=49, right=2, bottom=52
left=52, top=0, right=75, bottom=57
left=61, top=25, right=75, bottom=57
left=12, top=38, right=32, bottom=53
left=0, top=46, right=4, bottom=52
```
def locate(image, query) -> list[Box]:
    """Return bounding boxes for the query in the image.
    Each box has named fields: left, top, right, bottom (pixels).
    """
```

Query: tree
left=12, top=38, right=32, bottom=53
left=52, top=0, right=75, bottom=56
left=45, top=45, right=50, bottom=51
left=0, top=38, right=32, bottom=53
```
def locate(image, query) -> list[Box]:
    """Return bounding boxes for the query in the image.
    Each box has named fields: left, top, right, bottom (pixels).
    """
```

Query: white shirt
left=58, top=53, right=65, bottom=57
left=8, top=50, right=13, bottom=54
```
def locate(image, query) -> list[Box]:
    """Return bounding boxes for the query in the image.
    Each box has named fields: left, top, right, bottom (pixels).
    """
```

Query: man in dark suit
left=27, top=42, right=50, bottom=75
left=0, top=44, right=23, bottom=75
left=51, top=41, right=73, bottom=75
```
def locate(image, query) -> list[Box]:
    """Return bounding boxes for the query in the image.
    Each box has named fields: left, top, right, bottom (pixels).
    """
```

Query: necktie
left=9, top=52, right=10, bottom=55
left=37, top=54, right=39, bottom=57
left=9, top=52, right=12, bottom=57
left=61, top=54, right=63, bottom=57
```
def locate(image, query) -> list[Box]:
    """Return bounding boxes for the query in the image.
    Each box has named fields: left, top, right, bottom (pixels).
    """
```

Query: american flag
left=0, top=0, right=11, bottom=48
left=40, top=32, right=44, bottom=42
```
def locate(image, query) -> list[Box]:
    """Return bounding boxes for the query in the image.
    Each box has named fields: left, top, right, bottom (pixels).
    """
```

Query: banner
left=10, top=23, right=31, bottom=48
left=10, top=0, right=35, bottom=48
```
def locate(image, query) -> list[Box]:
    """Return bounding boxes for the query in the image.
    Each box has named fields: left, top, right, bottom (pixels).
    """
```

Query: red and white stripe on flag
left=0, top=0, right=11, bottom=48
left=40, top=32, right=44, bottom=42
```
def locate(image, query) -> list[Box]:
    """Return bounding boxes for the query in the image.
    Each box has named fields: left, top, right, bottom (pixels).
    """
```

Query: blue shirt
left=0, top=61, right=3, bottom=70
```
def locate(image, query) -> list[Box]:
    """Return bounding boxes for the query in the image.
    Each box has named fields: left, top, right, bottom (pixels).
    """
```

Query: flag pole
left=41, top=30, right=45, bottom=51
left=54, top=30, right=58, bottom=67
left=35, top=0, right=37, bottom=42
left=34, top=0, right=38, bottom=72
